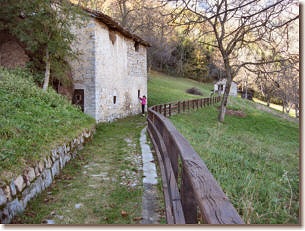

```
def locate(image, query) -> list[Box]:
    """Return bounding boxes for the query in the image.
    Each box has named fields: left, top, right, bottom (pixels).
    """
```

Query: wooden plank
left=153, top=111, right=244, bottom=224
left=147, top=122, right=175, bottom=224
left=181, top=167, right=198, bottom=224
left=173, top=131, right=244, bottom=224
left=147, top=98, right=244, bottom=224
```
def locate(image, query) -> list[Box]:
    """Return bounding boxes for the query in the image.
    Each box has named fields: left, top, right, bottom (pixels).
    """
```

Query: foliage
left=0, top=68, right=95, bottom=181
left=0, top=0, right=85, bottom=87
left=168, top=0, right=299, bottom=122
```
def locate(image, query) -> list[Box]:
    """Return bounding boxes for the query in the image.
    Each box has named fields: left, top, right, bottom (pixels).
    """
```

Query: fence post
left=169, top=104, right=172, bottom=117
left=164, top=104, right=167, bottom=117
left=178, top=101, right=181, bottom=114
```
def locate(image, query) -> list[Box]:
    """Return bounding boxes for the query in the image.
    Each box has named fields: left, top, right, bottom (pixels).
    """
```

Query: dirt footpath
left=11, top=116, right=164, bottom=224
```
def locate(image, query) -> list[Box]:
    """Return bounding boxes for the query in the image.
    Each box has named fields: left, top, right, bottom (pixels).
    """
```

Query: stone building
left=0, top=8, right=149, bottom=123
left=70, top=9, right=150, bottom=122
left=214, top=79, right=238, bottom=96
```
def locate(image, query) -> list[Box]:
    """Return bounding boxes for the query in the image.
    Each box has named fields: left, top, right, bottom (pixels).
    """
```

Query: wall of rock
left=0, top=128, right=95, bottom=224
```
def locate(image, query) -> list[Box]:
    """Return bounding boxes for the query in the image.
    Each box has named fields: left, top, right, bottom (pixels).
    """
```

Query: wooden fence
left=150, top=96, right=220, bottom=117
left=147, top=96, right=244, bottom=224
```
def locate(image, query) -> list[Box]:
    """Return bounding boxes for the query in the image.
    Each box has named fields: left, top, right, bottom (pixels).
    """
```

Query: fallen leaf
left=121, top=210, right=128, bottom=217
left=133, top=217, right=142, bottom=221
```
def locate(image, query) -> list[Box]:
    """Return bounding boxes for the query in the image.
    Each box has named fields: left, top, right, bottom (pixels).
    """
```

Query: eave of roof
left=83, top=8, right=151, bottom=47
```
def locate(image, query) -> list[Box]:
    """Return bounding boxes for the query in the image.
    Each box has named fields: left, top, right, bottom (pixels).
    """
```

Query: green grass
left=170, top=97, right=299, bottom=224
left=148, top=72, right=299, bottom=224
left=148, top=71, right=213, bottom=106
left=0, top=68, right=95, bottom=181
left=12, top=115, right=147, bottom=224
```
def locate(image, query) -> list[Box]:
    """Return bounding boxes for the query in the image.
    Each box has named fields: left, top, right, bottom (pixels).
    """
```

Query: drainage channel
left=139, top=127, right=160, bottom=224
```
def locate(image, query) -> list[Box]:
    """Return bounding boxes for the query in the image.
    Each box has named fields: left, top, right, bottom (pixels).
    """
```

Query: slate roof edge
left=83, top=7, right=151, bottom=47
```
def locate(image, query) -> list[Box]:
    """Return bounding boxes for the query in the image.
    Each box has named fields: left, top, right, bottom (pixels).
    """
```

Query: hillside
left=148, top=71, right=299, bottom=224
left=0, top=68, right=95, bottom=182
left=148, top=71, right=214, bottom=106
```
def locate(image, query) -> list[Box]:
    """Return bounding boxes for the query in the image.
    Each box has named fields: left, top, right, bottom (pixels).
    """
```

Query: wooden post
left=178, top=101, right=181, bottom=114
left=169, top=103, right=172, bottom=117
left=164, top=104, right=167, bottom=117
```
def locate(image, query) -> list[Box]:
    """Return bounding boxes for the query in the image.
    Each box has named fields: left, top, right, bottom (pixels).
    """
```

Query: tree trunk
left=218, top=78, right=232, bottom=122
left=295, top=104, right=299, bottom=118
left=43, top=47, right=50, bottom=91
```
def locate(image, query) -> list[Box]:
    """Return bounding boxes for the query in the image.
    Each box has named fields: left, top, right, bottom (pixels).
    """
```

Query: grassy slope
left=148, top=71, right=213, bottom=106
left=148, top=71, right=299, bottom=224
left=0, top=68, right=95, bottom=181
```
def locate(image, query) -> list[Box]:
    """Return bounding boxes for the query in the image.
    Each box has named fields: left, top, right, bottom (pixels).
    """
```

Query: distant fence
left=150, top=96, right=220, bottom=117
left=147, top=96, right=244, bottom=224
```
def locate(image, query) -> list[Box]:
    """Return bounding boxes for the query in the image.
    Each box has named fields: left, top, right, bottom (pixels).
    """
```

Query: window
left=72, top=89, right=84, bottom=112
left=134, top=41, right=140, bottom=52
left=113, top=96, right=117, bottom=104
left=138, top=90, right=140, bottom=98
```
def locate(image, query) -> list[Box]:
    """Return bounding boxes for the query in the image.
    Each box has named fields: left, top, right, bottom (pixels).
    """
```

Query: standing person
left=139, top=95, right=147, bottom=116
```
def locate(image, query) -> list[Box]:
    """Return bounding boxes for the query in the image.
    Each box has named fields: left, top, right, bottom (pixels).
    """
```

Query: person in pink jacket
left=139, top=95, right=147, bottom=116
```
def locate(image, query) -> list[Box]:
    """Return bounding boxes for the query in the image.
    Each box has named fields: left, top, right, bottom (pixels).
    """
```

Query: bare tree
left=168, top=0, right=299, bottom=122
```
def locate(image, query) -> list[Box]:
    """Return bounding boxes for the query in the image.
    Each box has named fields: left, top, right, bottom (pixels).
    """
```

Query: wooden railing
left=150, top=96, right=220, bottom=117
left=147, top=96, right=244, bottom=224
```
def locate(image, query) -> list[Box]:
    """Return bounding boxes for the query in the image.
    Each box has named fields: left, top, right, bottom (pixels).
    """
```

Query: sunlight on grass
left=253, top=98, right=296, bottom=118
left=148, top=71, right=213, bottom=106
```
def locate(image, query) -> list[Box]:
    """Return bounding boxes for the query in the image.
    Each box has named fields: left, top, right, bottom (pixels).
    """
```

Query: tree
left=168, top=0, right=299, bottom=122
left=0, top=0, right=84, bottom=90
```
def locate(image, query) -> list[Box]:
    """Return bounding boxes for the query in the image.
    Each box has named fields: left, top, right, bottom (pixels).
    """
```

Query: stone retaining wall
left=0, top=127, right=95, bottom=224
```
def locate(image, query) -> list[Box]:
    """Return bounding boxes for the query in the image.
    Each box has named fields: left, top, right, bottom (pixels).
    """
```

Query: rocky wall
left=0, top=128, right=95, bottom=224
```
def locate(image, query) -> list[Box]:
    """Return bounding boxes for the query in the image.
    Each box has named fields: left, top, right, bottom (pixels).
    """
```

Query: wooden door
left=72, top=89, right=84, bottom=112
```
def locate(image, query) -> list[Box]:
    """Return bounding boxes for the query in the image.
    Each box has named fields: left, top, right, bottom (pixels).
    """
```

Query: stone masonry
left=70, top=10, right=149, bottom=123
left=0, top=128, right=95, bottom=224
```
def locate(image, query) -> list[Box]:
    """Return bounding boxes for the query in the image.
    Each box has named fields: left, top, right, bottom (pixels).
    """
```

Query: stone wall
left=69, top=19, right=96, bottom=119
left=94, top=20, right=147, bottom=122
left=70, top=17, right=147, bottom=123
left=0, top=128, right=95, bottom=224
left=0, top=31, right=29, bottom=69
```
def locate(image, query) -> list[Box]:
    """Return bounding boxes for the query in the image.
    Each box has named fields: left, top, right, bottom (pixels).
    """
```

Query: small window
left=76, top=95, right=82, bottom=101
left=113, top=96, right=117, bottom=104
left=138, top=90, right=140, bottom=98
left=134, top=41, right=140, bottom=52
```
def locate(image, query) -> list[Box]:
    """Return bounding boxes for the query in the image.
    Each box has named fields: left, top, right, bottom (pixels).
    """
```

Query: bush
left=186, top=87, right=203, bottom=96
